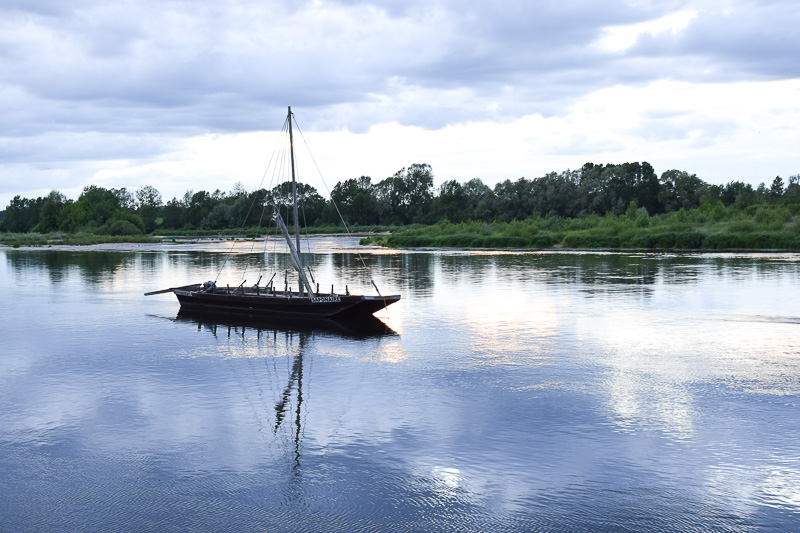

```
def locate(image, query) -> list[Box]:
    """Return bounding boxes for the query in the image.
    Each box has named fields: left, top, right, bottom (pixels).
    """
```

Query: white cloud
left=0, top=0, right=799, bottom=207
left=13, top=77, right=789, bottom=208
left=596, top=9, right=697, bottom=52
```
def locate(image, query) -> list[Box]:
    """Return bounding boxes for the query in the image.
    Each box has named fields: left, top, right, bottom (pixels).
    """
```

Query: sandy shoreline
left=0, top=234, right=394, bottom=254
left=3, top=239, right=799, bottom=259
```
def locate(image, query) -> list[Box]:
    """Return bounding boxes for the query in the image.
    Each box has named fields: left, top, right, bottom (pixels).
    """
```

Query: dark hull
left=174, top=309, right=397, bottom=338
left=174, top=288, right=400, bottom=319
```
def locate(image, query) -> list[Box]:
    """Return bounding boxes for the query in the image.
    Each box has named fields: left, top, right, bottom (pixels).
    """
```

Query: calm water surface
left=2, top=239, right=799, bottom=531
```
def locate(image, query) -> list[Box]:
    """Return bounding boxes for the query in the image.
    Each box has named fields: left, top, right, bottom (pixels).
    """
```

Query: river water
left=2, top=238, right=799, bottom=531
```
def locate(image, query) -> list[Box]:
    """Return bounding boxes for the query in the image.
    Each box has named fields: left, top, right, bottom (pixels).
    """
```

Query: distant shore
left=2, top=232, right=799, bottom=254
left=3, top=201, right=800, bottom=252
left=360, top=204, right=800, bottom=252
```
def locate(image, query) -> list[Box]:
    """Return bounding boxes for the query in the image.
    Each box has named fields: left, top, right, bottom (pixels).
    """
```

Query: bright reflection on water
left=1, top=240, right=800, bottom=531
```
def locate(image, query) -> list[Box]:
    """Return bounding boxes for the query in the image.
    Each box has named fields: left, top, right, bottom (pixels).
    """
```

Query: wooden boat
left=146, top=106, right=400, bottom=321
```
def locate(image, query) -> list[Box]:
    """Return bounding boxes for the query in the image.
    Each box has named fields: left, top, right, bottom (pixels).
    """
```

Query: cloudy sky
left=1, top=0, right=799, bottom=207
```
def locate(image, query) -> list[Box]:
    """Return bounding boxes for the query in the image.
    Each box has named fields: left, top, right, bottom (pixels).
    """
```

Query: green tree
left=236, top=189, right=270, bottom=227
left=57, top=200, right=89, bottom=232
left=531, top=170, right=580, bottom=217
left=770, top=176, right=785, bottom=202
left=185, top=191, right=215, bottom=228
left=54, top=185, right=147, bottom=234
left=162, top=198, right=184, bottom=229
left=331, top=176, right=378, bottom=225
left=374, top=164, right=434, bottom=224
left=3, top=195, right=44, bottom=233
left=112, top=188, right=135, bottom=211
left=403, top=163, right=435, bottom=223
left=109, top=220, right=142, bottom=236
left=658, top=170, right=706, bottom=212
left=202, top=203, right=233, bottom=229
left=462, top=178, right=494, bottom=220
left=79, top=185, right=121, bottom=226
left=756, top=182, right=769, bottom=204
left=139, top=204, right=158, bottom=233
left=631, top=162, right=661, bottom=214
left=786, top=175, right=800, bottom=198
left=229, top=182, right=248, bottom=198
left=493, top=178, right=535, bottom=221
left=268, top=182, right=327, bottom=227
left=577, top=163, right=618, bottom=215
left=720, top=181, right=758, bottom=208
left=34, top=190, right=66, bottom=232
left=432, top=179, right=467, bottom=222
left=136, top=185, right=162, bottom=209
left=373, top=177, right=400, bottom=224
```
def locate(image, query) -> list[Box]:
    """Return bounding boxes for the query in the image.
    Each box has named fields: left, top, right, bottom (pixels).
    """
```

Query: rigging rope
left=210, top=110, right=392, bottom=318
left=292, top=119, right=387, bottom=301
left=214, top=117, right=290, bottom=285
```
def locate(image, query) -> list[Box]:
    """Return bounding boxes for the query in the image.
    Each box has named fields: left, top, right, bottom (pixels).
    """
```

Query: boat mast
left=286, top=106, right=312, bottom=297
left=288, top=106, right=302, bottom=258
left=273, top=201, right=315, bottom=296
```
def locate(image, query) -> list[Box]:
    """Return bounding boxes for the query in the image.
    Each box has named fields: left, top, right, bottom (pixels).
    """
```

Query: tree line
left=2, top=161, right=799, bottom=235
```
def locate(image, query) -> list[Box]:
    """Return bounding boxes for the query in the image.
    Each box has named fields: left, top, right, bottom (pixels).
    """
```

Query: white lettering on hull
left=311, top=296, right=342, bottom=303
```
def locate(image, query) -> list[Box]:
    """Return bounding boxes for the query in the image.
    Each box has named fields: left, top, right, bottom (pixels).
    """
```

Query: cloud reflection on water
left=3, top=245, right=800, bottom=529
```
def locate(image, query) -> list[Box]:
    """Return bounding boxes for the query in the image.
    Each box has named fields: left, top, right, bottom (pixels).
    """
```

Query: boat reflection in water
left=172, top=310, right=397, bottom=470
left=175, top=309, right=398, bottom=339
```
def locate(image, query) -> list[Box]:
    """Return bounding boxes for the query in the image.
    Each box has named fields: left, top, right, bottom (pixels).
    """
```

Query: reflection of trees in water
left=222, top=249, right=800, bottom=299
left=384, top=252, right=665, bottom=296
left=138, top=252, right=159, bottom=273
left=511, top=254, right=659, bottom=291
left=167, top=251, right=229, bottom=271
left=705, top=255, right=800, bottom=282
left=5, top=250, right=135, bottom=285
left=377, top=253, right=436, bottom=294
left=554, top=254, right=660, bottom=297
left=436, top=254, right=495, bottom=288
left=7, top=247, right=798, bottom=297
left=328, top=253, right=371, bottom=290
left=377, top=251, right=800, bottom=299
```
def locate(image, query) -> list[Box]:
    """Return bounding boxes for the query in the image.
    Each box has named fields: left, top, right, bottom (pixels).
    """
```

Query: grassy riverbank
left=5, top=202, right=799, bottom=251
left=362, top=202, right=800, bottom=250
left=0, top=232, right=160, bottom=247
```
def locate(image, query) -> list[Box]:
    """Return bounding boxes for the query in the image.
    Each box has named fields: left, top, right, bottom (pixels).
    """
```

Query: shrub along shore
left=361, top=201, right=800, bottom=251
left=3, top=200, right=798, bottom=251
left=0, top=233, right=159, bottom=247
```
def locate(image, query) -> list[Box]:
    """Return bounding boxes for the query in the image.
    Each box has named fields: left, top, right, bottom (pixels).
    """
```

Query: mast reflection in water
left=173, top=311, right=398, bottom=472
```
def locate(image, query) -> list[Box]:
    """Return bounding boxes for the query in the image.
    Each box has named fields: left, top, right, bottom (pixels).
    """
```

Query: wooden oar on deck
left=144, top=283, right=203, bottom=296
